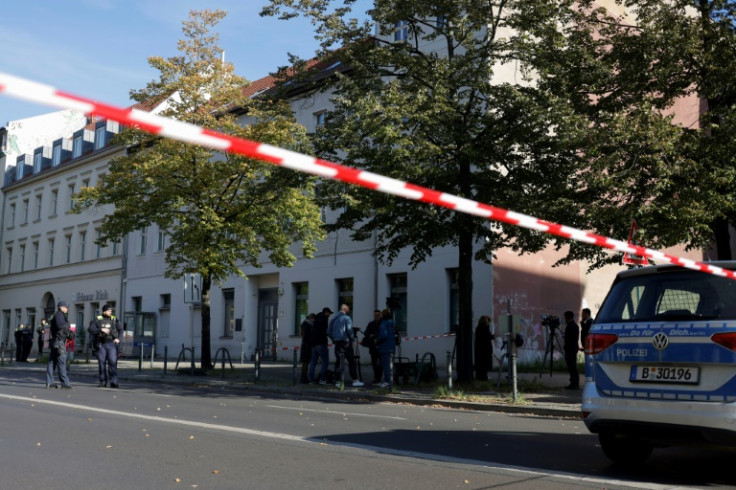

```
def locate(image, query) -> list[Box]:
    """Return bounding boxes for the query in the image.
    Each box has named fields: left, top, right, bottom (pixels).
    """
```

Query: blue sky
left=0, top=0, right=372, bottom=125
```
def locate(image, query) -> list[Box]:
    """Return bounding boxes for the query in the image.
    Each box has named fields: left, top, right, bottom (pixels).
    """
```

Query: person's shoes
left=335, top=382, right=343, bottom=388
left=318, top=380, right=327, bottom=385
left=60, top=385, right=73, bottom=390
left=98, top=382, right=107, bottom=387
left=378, top=381, right=390, bottom=388
left=45, top=384, right=58, bottom=389
left=564, top=385, right=579, bottom=390
left=352, top=380, right=365, bottom=387
left=110, top=383, right=119, bottom=388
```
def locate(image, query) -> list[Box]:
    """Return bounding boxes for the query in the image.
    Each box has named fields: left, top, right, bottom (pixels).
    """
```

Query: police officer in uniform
left=46, top=301, right=72, bottom=389
left=88, top=304, right=121, bottom=388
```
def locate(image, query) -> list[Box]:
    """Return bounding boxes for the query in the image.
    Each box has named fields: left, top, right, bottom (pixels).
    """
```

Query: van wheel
left=599, top=432, right=652, bottom=465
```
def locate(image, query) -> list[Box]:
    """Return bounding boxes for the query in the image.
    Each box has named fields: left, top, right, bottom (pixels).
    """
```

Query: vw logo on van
left=652, top=332, right=669, bottom=350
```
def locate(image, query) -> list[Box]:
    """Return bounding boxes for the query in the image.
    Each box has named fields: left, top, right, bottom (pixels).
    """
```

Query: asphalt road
left=1, top=369, right=734, bottom=489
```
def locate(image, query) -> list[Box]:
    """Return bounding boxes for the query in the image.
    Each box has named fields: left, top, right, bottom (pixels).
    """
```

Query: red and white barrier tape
left=0, top=72, right=732, bottom=279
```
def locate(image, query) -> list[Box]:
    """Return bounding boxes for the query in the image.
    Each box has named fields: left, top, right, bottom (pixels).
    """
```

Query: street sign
left=623, top=220, right=649, bottom=266
left=184, top=273, right=202, bottom=304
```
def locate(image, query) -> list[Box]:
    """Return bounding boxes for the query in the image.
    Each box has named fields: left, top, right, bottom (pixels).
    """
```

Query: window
left=32, top=242, right=39, bottom=269
left=223, top=289, right=235, bottom=337
left=19, top=244, right=25, bottom=272
left=52, top=144, right=61, bottom=166
left=315, top=111, right=327, bottom=127
left=6, top=247, right=12, bottom=274
left=436, top=15, right=447, bottom=29
left=94, top=125, right=106, bottom=150
left=72, top=135, right=83, bottom=158
left=95, top=230, right=103, bottom=259
left=50, top=190, right=58, bottom=216
left=68, top=184, right=75, bottom=211
left=8, top=203, right=15, bottom=228
left=389, top=273, right=408, bottom=334
left=448, top=269, right=459, bottom=331
left=65, top=235, right=72, bottom=264
left=33, top=152, right=42, bottom=173
left=79, top=231, right=86, bottom=261
left=35, top=195, right=42, bottom=221
left=48, top=238, right=54, bottom=267
left=394, top=20, right=409, bottom=41
left=139, top=229, right=147, bottom=255
left=112, top=240, right=120, bottom=256
left=156, top=230, right=165, bottom=252
left=336, top=278, right=354, bottom=316
left=294, top=282, right=309, bottom=335
left=21, top=199, right=29, bottom=224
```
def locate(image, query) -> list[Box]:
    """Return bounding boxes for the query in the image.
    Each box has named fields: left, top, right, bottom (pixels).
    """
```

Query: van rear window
left=597, top=270, right=736, bottom=323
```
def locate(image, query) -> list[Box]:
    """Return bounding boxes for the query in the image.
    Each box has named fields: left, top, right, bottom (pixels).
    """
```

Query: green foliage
left=74, top=10, right=324, bottom=367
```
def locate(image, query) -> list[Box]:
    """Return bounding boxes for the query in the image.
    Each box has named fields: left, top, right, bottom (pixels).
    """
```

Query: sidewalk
left=4, top=356, right=583, bottom=418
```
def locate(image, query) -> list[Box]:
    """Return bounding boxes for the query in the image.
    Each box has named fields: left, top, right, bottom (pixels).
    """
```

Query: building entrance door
left=257, top=289, right=279, bottom=360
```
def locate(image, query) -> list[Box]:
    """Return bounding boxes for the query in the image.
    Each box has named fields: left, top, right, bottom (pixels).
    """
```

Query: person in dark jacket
left=21, top=323, right=34, bottom=362
left=563, top=310, right=582, bottom=390
left=375, top=309, right=396, bottom=388
left=299, top=313, right=315, bottom=384
left=474, top=315, right=494, bottom=381
left=580, top=308, right=593, bottom=348
left=46, top=301, right=72, bottom=389
left=14, top=324, right=23, bottom=361
left=36, top=319, right=48, bottom=360
left=88, top=304, right=121, bottom=388
left=308, top=307, right=332, bottom=384
left=362, top=310, right=382, bottom=384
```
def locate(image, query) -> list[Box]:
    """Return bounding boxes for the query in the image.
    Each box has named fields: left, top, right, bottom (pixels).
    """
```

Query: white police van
left=583, top=261, right=736, bottom=464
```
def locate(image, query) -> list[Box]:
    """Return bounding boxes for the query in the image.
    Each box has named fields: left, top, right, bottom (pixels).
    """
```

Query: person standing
left=14, top=324, right=23, bottom=362
left=308, top=307, right=332, bottom=384
left=21, top=323, right=34, bottom=362
left=36, top=319, right=48, bottom=361
left=375, top=309, right=397, bottom=388
left=362, top=310, right=382, bottom=384
left=328, top=304, right=364, bottom=388
left=474, top=315, right=494, bottom=381
left=299, top=313, right=315, bottom=384
left=563, top=310, right=582, bottom=390
left=580, top=308, right=593, bottom=348
left=46, top=301, right=72, bottom=389
left=88, top=304, right=121, bottom=388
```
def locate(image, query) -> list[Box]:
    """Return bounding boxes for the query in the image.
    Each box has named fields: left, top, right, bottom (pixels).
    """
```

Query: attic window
left=94, top=125, right=106, bottom=150
left=72, top=135, right=83, bottom=158
left=394, top=20, right=409, bottom=41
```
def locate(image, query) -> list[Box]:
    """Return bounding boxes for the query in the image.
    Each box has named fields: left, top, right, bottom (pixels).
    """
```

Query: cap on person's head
left=102, top=304, right=112, bottom=312
left=323, top=307, right=333, bottom=314
left=57, top=300, right=69, bottom=308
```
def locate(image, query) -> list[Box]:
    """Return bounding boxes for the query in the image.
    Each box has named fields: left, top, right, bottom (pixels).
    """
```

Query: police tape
left=279, top=332, right=457, bottom=350
left=0, top=72, right=732, bottom=280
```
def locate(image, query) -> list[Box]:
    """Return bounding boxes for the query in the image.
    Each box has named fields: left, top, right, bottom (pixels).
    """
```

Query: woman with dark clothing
left=299, top=314, right=315, bottom=384
left=474, top=315, right=494, bottom=381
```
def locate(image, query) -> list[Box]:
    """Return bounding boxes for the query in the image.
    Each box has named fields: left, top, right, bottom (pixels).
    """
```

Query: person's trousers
left=97, top=342, right=118, bottom=384
left=308, top=344, right=329, bottom=382
left=46, top=347, right=70, bottom=387
left=334, top=341, right=358, bottom=382
left=565, top=350, right=579, bottom=388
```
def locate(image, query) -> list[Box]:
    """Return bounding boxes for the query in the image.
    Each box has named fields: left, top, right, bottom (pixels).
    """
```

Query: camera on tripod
left=541, top=314, right=561, bottom=330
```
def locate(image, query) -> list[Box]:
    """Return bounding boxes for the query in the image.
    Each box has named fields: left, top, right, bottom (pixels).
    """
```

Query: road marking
left=265, top=404, right=407, bottom=420
left=0, top=392, right=668, bottom=489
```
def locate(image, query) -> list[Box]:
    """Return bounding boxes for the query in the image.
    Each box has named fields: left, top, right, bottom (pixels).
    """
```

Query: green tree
left=75, top=10, right=324, bottom=369
left=514, top=0, right=736, bottom=264
left=262, top=0, right=592, bottom=383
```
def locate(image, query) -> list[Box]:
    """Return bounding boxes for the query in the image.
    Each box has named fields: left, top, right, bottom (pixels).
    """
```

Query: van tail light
left=585, top=333, right=618, bottom=355
left=711, top=332, right=736, bottom=352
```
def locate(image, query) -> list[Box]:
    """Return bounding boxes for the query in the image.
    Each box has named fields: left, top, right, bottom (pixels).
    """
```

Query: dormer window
left=52, top=144, right=61, bottom=166
left=72, top=135, right=83, bottom=158
left=94, top=125, right=106, bottom=150
left=34, top=152, right=42, bottom=173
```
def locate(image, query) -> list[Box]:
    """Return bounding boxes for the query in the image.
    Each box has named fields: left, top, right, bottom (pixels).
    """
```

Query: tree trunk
left=713, top=218, right=732, bottom=260
left=200, top=274, right=213, bottom=369
left=456, top=221, right=475, bottom=384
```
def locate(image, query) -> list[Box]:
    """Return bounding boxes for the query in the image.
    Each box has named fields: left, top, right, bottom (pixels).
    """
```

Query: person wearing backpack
left=308, top=307, right=332, bottom=384
left=46, top=301, right=73, bottom=389
left=328, top=304, right=364, bottom=388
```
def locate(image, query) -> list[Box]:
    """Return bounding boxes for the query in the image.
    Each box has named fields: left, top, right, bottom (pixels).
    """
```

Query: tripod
left=540, top=326, right=564, bottom=377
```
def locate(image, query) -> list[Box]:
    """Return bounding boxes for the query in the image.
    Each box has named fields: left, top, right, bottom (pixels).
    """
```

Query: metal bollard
left=292, top=348, right=298, bottom=385
left=163, top=346, right=168, bottom=375
left=338, top=352, right=345, bottom=389
left=389, top=352, right=394, bottom=390
left=150, top=345, right=155, bottom=368
left=190, top=346, right=196, bottom=375
left=447, top=351, right=453, bottom=390
left=138, top=345, right=143, bottom=372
